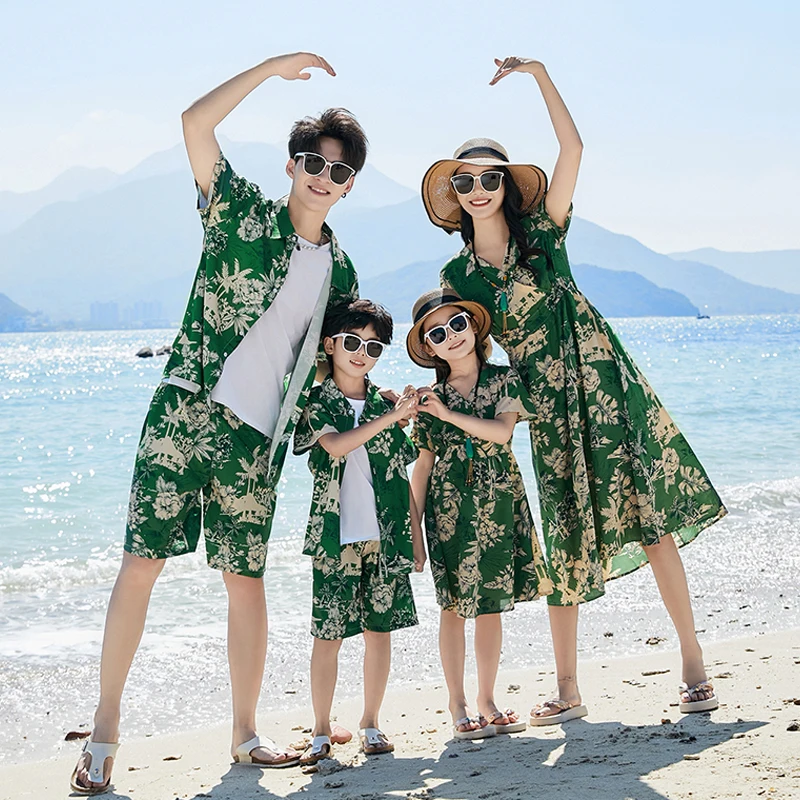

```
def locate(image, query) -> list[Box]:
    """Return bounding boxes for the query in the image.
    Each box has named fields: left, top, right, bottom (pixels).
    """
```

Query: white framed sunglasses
left=294, top=152, right=356, bottom=186
left=450, top=170, right=504, bottom=196
left=331, top=332, right=386, bottom=360
left=423, top=311, right=472, bottom=346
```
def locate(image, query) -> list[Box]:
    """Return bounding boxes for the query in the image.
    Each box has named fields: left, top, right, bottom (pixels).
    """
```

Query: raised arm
left=417, top=390, right=517, bottom=445
left=490, top=57, right=583, bottom=228
left=181, top=52, right=335, bottom=196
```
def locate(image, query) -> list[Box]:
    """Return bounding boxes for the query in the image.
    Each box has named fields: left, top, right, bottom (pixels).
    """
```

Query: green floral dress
left=441, top=201, right=727, bottom=606
left=411, top=364, right=553, bottom=618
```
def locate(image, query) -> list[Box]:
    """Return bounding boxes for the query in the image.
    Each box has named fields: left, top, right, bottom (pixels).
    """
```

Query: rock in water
left=156, top=345, right=173, bottom=356
left=136, top=347, right=154, bottom=358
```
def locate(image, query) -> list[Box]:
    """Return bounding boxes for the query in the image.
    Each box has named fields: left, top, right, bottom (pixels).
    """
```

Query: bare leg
left=439, top=610, right=479, bottom=732
left=643, top=535, right=712, bottom=698
left=310, top=638, right=342, bottom=737
left=360, top=631, right=391, bottom=730
left=474, top=614, right=506, bottom=721
left=74, top=552, right=165, bottom=789
left=532, top=604, right=582, bottom=718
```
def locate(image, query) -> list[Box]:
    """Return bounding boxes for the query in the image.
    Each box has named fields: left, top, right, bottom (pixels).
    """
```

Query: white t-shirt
left=210, top=236, right=331, bottom=437
left=339, top=397, right=381, bottom=545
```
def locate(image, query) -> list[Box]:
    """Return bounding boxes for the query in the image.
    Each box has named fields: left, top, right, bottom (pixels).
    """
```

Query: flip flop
left=529, top=700, right=588, bottom=726
left=359, top=727, right=394, bottom=755
left=233, top=735, right=300, bottom=768
left=679, top=681, right=719, bottom=713
left=299, top=735, right=332, bottom=766
left=69, top=737, right=120, bottom=795
left=486, top=708, right=527, bottom=734
left=452, top=716, right=497, bottom=740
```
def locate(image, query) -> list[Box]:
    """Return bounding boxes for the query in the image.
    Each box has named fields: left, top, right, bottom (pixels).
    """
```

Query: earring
left=341, top=192, right=347, bottom=199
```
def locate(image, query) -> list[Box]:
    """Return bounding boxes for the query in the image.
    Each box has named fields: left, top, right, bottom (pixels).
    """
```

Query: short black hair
left=288, top=108, right=368, bottom=173
left=322, top=300, right=393, bottom=371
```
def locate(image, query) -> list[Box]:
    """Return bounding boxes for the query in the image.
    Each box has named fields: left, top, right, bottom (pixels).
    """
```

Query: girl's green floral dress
left=411, top=363, right=553, bottom=618
left=441, top=201, right=727, bottom=606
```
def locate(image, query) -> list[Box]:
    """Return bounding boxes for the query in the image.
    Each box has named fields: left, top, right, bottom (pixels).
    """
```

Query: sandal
left=233, top=735, right=300, bottom=768
left=529, top=699, right=588, bottom=726
left=679, top=680, right=718, bottom=713
left=299, top=735, right=332, bottom=766
left=69, top=737, right=120, bottom=795
left=359, top=727, right=394, bottom=755
left=452, top=716, right=496, bottom=740
left=486, top=708, right=527, bottom=734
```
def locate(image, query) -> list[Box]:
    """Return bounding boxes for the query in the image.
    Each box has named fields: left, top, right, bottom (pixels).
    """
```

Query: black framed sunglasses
left=294, top=152, right=355, bottom=186
left=450, top=170, right=504, bottom=196
left=423, top=311, right=471, bottom=346
left=331, top=333, right=386, bottom=360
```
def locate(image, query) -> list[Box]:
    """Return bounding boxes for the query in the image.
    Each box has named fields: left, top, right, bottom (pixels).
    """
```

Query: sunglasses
left=450, top=170, right=504, bottom=196
left=331, top=333, right=386, bottom=360
left=423, top=311, right=471, bottom=346
left=294, top=152, right=356, bottom=186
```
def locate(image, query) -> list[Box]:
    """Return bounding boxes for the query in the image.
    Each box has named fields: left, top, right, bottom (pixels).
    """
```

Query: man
left=71, top=52, right=366, bottom=793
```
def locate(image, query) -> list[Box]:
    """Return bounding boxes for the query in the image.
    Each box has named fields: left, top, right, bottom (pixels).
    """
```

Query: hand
left=267, top=52, right=336, bottom=81
left=489, top=57, right=545, bottom=86
left=413, top=542, right=427, bottom=573
left=417, top=389, right=448, bottom=421
left=391, top=386, right=419, bottom=422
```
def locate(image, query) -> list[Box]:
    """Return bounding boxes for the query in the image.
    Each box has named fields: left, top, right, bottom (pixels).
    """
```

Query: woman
left=420, top=56, right=727, bottom=723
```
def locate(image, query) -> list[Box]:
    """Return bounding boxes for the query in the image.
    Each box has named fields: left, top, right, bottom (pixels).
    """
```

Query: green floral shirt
left=162, top=152, right=358, bottom=472
left=294, top=376, right=418, bottom=574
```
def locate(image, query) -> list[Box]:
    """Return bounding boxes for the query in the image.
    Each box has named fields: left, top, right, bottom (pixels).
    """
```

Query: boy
left=293, top=299, right=426, bottom=764
left=72, top=52, right=367, bottom=793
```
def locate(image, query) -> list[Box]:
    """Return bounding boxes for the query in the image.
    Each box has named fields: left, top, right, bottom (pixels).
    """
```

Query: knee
left=363, top=630, right=390, bottom=646
left=120, top=552, right=166, bottom=587
left=313, top=637, right=343, bottom=656
left=222, top=570, right=265, bottom=601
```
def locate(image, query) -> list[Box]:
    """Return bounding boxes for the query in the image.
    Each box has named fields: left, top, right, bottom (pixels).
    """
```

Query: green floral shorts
left=311, top=541, right=418, bottom=640
left=124, top=383, right=283, bottom=578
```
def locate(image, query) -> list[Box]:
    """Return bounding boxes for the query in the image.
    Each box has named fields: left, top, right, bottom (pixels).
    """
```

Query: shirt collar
left=270, top=196, right=337, bottom=246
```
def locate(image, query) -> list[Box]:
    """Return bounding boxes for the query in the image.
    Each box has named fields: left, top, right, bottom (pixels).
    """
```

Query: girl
left=419, top=57, right=726, bottom=723
left=408, top=289, right=552, bottom=739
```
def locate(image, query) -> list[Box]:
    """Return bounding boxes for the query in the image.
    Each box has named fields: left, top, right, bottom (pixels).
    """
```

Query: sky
left=2, top=0, right=798, bottom=253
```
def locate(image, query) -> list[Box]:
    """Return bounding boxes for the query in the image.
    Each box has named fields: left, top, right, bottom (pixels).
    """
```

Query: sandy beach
left=3, top=629, right=798, bottom=800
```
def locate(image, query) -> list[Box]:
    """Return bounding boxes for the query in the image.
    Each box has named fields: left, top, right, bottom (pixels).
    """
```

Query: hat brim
left=421, top=157, right=548, bottom=233
left=406, top=299, right=493, bottom=368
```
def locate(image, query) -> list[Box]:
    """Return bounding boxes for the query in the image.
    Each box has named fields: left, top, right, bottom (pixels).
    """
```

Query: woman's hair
left=421, top=305, right=489, bottom=385
left=458, top=166, right=544, bottom=275
left=288, top=108, right=368, bottom=173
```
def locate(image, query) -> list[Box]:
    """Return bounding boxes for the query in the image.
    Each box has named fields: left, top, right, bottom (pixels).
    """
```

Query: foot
left=358, top=727, right=394, bottom=755
left=450, top=702, right=483, bottom=734
left=232, top=734, right=299, bottom=767
left=531, top=677, right=582, bottom=720
left=681, top=644, right=711, bottom=697
left=70, top=715, right=120, bottom=793
left=299, top=735, right=332, bottom=766
left=70, top=738, right=120, bottom=795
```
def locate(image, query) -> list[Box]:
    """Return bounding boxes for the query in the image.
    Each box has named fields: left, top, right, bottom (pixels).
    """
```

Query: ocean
left=1, top=314, right=799, bottom=763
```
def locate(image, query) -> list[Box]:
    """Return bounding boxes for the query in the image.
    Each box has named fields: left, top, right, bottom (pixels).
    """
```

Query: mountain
left=362, top=259, right=699, bottom=322
left=567, top=218, right=800, bottom=315
left=668, top=247, right=800, bottom=295
left=0, top=293, right=32, bottom=330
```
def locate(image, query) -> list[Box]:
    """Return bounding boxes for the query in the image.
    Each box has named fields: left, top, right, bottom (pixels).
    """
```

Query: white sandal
left=529, top=699, right=588, bottom=726
left=679, top=681, right=719, bottom=713
left=233, top=735, right=300, bottom=768
left=299, top=735, right=332, bottom=765
left=69, top=737, right=120, bottom=795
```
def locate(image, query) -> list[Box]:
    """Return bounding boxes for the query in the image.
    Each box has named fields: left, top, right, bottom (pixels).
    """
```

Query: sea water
left=1, top=315, right=798, bottom=762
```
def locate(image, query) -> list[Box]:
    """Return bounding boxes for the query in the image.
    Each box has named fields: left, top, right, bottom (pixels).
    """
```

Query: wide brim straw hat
left=421, top=137, right=548, bottom=233
left=406, top=289, right=493, bottom=369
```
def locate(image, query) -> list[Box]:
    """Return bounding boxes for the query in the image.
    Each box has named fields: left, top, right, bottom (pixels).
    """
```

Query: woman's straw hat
left=406, top=289, right=492, bottom=368
left=421, top=137, right=548, bottom=233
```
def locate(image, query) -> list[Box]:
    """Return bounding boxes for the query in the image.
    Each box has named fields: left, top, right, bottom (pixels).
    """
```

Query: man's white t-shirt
left=339, top=397, right=381, bottom=545
left=210, top=236, right=331, bottom=437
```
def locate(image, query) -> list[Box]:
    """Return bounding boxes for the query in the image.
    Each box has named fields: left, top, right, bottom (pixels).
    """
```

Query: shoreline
left=3, top=629, right=799, bottom=800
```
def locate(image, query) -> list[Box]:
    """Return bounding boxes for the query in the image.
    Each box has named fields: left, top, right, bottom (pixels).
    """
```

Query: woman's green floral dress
left=411, top=363, right=553, bottom=618
left=441, top=201, right=727, bottom=606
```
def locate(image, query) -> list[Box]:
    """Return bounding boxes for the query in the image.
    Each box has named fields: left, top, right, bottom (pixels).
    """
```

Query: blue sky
left=2, top=0, right=798, bottom=252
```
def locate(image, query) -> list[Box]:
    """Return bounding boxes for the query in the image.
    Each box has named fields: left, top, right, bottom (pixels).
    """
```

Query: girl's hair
left=420, top=306, right=489, bottom=384
left=458, top=166, right=545, bottom=276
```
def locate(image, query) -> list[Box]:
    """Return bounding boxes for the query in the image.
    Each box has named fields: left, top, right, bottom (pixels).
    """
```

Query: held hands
left=413, top=540, right=427, bottom=573
left=416, top=388, right=449, bottom=422
left=390, top=385, right=420, bottom=423
left=267, top=52, right=336, bottom=81
left=489, top=57, right=545, bottom=85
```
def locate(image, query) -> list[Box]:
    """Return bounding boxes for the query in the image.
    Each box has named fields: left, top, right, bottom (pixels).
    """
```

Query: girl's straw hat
left=406, top=289, right=492, bottom=368
left=421, top=137, right=548, bottom=233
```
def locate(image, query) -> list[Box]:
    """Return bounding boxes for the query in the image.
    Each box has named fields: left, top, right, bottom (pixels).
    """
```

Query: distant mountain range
left=1, top=139, right=798, bottom=323
left=0, top=293, right=31, bottom=327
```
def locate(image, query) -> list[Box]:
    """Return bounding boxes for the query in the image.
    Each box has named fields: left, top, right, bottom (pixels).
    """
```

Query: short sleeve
left=525, top=197, right=573, bottom=250
left=293, top=397, right=339, bottom=456
left=410, top=411, right=436, bottom=453
left=494, top=368, right=531, bottom=420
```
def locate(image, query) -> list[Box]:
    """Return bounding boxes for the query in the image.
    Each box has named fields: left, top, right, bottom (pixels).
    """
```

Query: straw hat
left=421, top=137, right=548, bottom=233
left=406, top=289, right=492, bottom=368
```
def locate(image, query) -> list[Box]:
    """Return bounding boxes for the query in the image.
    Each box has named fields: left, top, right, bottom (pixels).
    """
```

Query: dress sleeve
left=293, top=397, right=339, bottom=456
left=525, top=197, right=573, bottom=250
left=494, top=368, right=532, bottom=420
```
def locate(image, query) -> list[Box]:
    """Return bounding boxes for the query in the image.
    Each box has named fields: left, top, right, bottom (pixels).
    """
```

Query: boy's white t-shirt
left=339, top=397, right=381, bottom=545
left=210, top=236, right=331, bottom=437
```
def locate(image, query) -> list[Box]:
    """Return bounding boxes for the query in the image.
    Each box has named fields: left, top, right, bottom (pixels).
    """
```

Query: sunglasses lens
left=480, top=172, right=503, bottom=192
left=342, top=334, right=361, bottom=353
left=451, top=174, right=474, bottom=195
left=329, top=163, right=353, bottom=186
left=450, top=314, right=469, bottom=333
left=427, top=327, right=447, bottom=346
left=302, top=153, right=325, bottom=176
left=365, top=341, right=383, bottom=359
